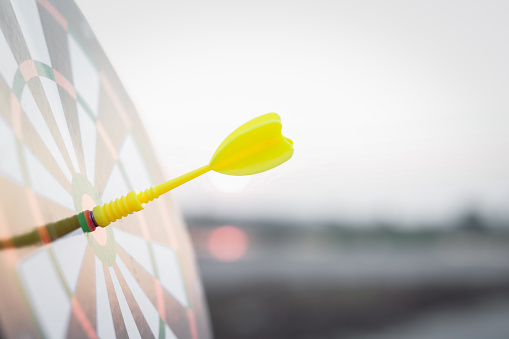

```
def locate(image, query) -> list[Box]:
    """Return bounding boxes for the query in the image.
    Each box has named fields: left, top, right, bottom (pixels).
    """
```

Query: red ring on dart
left=83, top=210, right=97, bottom=232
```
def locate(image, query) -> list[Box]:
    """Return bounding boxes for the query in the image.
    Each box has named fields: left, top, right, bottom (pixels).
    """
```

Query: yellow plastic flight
left=92, top=113, right=294, bottom=227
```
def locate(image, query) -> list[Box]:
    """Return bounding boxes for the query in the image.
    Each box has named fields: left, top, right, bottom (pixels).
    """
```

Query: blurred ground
left=188, top=216, right=509, bottom=339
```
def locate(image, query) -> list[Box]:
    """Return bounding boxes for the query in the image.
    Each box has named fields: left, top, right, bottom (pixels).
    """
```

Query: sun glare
left=208, top=172, right=251, bottom=193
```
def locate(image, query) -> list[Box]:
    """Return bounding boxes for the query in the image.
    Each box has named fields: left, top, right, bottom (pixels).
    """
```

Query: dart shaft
left=153, top=165, right=210, bottom=199
left=92, top=165, right=210, bottom=227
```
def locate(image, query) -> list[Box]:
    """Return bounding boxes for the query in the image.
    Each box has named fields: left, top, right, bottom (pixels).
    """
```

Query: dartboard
left=0, top=0, right=211, bottom=338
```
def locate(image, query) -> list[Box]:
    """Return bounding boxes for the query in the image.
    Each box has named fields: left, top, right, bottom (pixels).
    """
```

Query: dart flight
left=91, top=113, right=294, bottom=228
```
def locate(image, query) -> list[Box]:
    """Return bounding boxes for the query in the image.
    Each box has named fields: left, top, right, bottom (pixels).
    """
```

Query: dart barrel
left=91, top=190, right=149, bottom=227
left=0, top=215, right=82, bottom=249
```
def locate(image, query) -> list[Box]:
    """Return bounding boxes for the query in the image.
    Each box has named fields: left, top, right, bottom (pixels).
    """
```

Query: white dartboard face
left=0, top=0, right=211, bottom=338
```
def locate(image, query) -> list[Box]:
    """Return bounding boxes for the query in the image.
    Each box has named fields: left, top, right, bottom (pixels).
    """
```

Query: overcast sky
left=75, top=0, right=509, bottom=226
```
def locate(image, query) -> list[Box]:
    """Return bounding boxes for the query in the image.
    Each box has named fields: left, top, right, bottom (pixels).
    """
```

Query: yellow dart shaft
left=153, top=165, right=210, bottom=200
left=92, top=165, right=210, bottom=227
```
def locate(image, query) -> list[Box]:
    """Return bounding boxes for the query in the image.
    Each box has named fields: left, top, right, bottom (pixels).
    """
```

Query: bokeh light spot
left=208, top=225, right=249, bottom=262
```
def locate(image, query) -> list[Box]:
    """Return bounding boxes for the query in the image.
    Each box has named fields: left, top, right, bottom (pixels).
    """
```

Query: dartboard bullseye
left=0, top=0, right=212, bottom=338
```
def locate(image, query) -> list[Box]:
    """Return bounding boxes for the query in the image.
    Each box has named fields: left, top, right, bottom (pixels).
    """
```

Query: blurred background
left=76, top=0, right=509, bottom=338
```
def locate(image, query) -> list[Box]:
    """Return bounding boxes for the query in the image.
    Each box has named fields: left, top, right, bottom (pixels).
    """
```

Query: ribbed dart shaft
left=91, top=165, right=210, bottom=227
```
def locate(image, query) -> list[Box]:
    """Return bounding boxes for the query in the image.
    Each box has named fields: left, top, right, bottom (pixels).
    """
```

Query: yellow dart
left=91, top=113, right=294, bottom=227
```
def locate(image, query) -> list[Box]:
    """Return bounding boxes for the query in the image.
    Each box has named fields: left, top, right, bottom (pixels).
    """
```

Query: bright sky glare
left=75, top=0, right=509, bottom=226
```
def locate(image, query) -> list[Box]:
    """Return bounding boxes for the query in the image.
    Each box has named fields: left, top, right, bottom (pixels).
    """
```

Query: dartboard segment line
left=163, top=322, right=178, bottom=339
left=94, top=120, right=121, bottom=195
left=113, top=263, right=156, bottom=339
left=71, top=300, right=95, bottom=339
left=39, top=76, right=80, bottom=172
left=95, top=110, right=133, bottom=198
left=116, top=161, right=133, bottom=191
left=0, top=75, right=13, bottom=122
left=53, top=68, right=76, bottom=99
left=22, top=144, right=74, bottom=210
left=129, top=125, right=166, bottom=180
left=95, top=256, right=117, bottom=339
left=18, top=248, right=72, bottom=339
left=9, top=0, right=52, bottom=66
left=115, top=245, right=192, bottom=339
left=46, top=246, right=72, bottom=297
left=99, top=72, right=131, bottom=129
left=19, top=59, right=39, bottom=82
left=102, top=263, right=129, bottom=338
left=67, top=32, right=100, bottom=118
left=160, top=275, right=193, bottom=339
left=24, top=73, right=78, bottom=176
left=33, top=59, right=53, bottom=78
left=76, top=93, right=96, bottom=121
left=0, top=206, right=16, bottom=260
left=0, top=114, right=24, bottom=185
left=151, top=242, right=189, bottom=309
left=77, top=101, right=97, bottom=184
left=131, top=216, right=168, bottom=328
left=187, top=310, right=198, bottom=339
left=67, top=300, right=98, bottom=339
left=113, top=228, right=154, bottom=276
left=15, top=101, right=72, bottom=193
left=20, top=153, right=44, bottom=227
left=159, top=204, right=200, bottom=311
left=39, top=5, right=88, bottom=177
left=67, top=27, right=99, bottom=73
left=51, top=232, right=88, bottom=294
left=68, top=246, right=97, bottom=338
left=96, top=121, right=118, bottom=158
left=19, top=82, right=73, bottom=181
left=46, top=244, right=97, bottom=339
left=10, top=92, right=23, bottom=139
left=0, top=210, right=40, bottom=339
left=93, top=73, right=134, bottom=193
left=118, top=133, right=153, bottom=192
left=157, top=202, right=179, bottom=250
left=117, top=256, right=178, bottom=339
left=0, top=27, right=18, bottom=89
left=108, top=267, right=142, bottom=339
left=177, top=249, right=194, bottom=310
left=9, top=256, right=44, bottom=339
left=0, top=206, right=14, bottom=248
left=137, top=213, right=154, bottom=247
left=12, top=68, right=25, bottom=99
left=0, top=176, right=38, bottom=236
left=155, top=280, right=166, bottom=323
left=36, top=0, right=68, bottom=31
left=100, top=163, right=129, bottom=207
left=16, top=83, right=73, bottom=184
left=59, top=83, right=89, bottom=178
left=0, top=1, right=30, bottom=63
